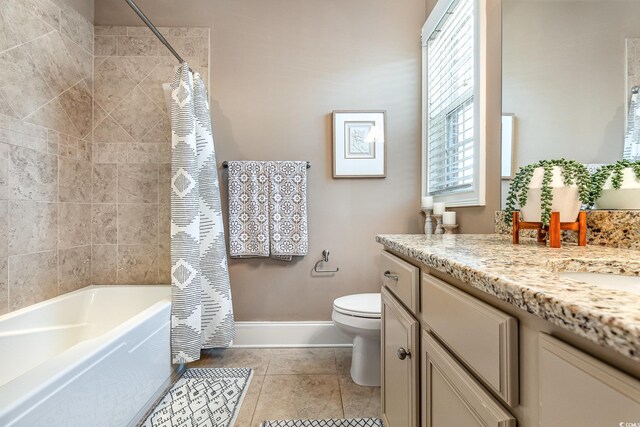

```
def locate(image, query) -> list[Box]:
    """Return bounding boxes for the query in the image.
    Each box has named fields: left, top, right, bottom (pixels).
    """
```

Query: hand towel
left=227, top=161, right=270, bottom=258
left=268, top=161, right=309, bottom=260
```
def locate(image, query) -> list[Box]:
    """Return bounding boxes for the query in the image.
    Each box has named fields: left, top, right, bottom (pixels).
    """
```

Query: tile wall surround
left=0, top=12, right=210, bottom=314
left=495, top=210, right=640, bottom=250
left=91, top=25, right=209, bottom=287
left=0, top=0, right=93, bottom=315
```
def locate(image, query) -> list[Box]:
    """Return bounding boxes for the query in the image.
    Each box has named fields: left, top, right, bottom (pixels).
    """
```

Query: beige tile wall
left=91, top=25, right=209, bottom=286
left=0, top=0, right=93, bottom=315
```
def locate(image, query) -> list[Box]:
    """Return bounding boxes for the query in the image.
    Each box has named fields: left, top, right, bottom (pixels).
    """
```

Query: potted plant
left=505, top=159, right=591, bottom=226
left=590, top=160, right=640, bottom=209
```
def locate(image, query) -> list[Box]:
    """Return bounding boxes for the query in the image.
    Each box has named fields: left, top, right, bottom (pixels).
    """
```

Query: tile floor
left=188, top=347, right=381, bottom=426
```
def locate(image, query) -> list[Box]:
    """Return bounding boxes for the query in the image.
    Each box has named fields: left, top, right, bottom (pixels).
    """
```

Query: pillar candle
left=433, top=202, right=446, bottom=215
left=443, top=211, right=456, bottom=225
left=421, top=196, right=434, bottom=209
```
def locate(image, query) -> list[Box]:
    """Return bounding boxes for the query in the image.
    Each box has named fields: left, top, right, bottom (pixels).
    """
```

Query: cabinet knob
left=384, top=270, right=399, bottom=281
left=397, top=347, right=411, bottom=360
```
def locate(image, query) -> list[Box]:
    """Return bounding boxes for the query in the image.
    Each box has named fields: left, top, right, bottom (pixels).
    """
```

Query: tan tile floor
left=188, top=347, right=381, bottom=427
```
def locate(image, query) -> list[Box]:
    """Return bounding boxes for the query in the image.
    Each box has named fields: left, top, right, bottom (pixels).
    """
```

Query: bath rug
left=139, top=367, right=253, bottom=427
left=260, top=419, right=384, bottom=427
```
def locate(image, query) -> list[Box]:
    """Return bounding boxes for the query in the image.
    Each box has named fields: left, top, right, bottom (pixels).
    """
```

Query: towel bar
left=222, top=161, right=311, bottom=169
left=314, top=250, right=339, bottom=273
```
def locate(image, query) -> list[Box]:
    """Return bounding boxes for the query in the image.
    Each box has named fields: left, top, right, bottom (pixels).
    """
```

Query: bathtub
left=0, top=285, right=176, bottom=427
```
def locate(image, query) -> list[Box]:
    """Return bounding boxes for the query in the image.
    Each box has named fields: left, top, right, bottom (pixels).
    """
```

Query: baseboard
left=231, top=321, right=352, bottom=348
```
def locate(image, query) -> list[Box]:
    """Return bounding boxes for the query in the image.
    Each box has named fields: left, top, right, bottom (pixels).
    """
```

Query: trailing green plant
left=504, top=159, right=591, bottom=227
left=589, top=160, right=640, bottom=207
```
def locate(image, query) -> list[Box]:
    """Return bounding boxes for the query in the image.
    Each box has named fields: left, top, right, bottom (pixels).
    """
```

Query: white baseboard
left=231, top=321, right=353, bottom=348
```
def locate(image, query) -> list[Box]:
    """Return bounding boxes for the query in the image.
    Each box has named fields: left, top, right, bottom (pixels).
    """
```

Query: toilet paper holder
left=313, top=250, right=340, bottom=273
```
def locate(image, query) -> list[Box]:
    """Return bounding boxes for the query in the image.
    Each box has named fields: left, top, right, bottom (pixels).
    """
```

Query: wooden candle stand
left=512, top=211, right=586, bottom=248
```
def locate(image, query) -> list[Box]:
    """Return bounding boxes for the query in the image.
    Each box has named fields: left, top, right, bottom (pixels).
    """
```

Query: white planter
left=594, top=167, right=640, bottom=210
left=520, top=166, right=582, bottom=223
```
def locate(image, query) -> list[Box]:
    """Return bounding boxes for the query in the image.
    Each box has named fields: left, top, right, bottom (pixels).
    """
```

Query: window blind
left=426, top=0, right=475, bottom=195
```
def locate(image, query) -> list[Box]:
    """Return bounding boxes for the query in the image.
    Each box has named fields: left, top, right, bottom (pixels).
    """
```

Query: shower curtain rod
left=125, top=0, right=185, bottom=64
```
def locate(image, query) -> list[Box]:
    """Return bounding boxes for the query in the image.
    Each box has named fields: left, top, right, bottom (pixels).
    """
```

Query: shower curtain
left=623, top=92, right=640, bottom=160
left=170, top=63, right=234, bottom=364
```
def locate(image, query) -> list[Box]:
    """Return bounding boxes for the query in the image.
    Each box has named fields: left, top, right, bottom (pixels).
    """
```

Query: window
left=422, top=0, right=486, bottom=207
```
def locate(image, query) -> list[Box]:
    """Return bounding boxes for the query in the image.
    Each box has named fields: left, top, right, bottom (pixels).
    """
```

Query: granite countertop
left=376, top=234, right=640, bottom=361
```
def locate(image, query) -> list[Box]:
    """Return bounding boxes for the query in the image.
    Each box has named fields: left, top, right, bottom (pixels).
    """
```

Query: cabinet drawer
left=539, top=333, right=640, bottom=426
left=380, top=251, right=419, bottom=314
left=423, top=332, right=516, bottom=427
left=422, top=273, right=518, bottom=406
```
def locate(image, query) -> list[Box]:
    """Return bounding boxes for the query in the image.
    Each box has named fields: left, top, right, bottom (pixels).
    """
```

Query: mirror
left=500, top=0, right=640, bottom=207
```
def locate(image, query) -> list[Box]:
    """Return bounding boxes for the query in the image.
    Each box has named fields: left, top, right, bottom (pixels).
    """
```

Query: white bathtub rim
left=0, top=286, right=171, bottom=423
left=0, top=285, right=170, bottom=325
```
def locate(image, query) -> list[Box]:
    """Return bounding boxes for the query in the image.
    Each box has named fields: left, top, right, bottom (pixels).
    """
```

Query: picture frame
left=501, top=113, right=516, bottom=179
left=332, top=110, right=386, bottom=178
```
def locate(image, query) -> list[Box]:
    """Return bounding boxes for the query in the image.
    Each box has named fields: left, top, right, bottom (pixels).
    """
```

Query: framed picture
left=332, top=110, right=386, bottom=178
left=501, top=113, right=516, bottom=179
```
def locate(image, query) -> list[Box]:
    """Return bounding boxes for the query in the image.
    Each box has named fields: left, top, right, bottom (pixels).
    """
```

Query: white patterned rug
left=260, top=419, right=383, bottom=427
left=139, top=368, right=253, bottom=427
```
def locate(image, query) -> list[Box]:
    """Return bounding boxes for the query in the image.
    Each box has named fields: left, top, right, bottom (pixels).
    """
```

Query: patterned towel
left=228, top=161, right=308, bottom=260
left=268, top=161, right=308, bottom=260
left=228, top=161, right=270, bottom=257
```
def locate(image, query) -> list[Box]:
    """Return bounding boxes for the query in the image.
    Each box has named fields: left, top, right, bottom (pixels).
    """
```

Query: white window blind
left=426, top=0, right=475, bottom=195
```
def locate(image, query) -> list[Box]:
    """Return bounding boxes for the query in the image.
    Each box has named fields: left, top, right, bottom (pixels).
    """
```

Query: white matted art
left=332, top=110, right=386, bottom=178
left=501, top=113, right=516, bottom=178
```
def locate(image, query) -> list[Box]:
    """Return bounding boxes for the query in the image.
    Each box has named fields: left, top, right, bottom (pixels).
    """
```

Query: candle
left=433, top=202, right=446, bottom=215
left=421, top=196, right=433, bottom=209
left=443, top=211, right=456, bottom=225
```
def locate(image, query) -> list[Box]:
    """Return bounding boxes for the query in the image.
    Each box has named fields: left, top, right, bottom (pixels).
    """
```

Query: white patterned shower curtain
left=170, top=63, right=234, bottom=364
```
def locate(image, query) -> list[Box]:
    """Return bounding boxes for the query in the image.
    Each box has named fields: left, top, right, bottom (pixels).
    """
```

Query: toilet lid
left=333, top=293, right=381, bottom=318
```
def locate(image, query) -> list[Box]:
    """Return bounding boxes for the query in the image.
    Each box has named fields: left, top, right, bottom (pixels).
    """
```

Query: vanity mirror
left=500, top=0, right=640, bottom=207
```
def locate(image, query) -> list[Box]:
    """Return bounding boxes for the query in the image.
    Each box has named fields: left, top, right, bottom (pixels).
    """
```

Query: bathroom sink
left=558, top=272, right=640, bottom=295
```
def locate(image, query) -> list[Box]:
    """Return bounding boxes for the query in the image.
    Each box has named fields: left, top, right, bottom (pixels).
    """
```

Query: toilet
left=332, top=293, right=381, bottom=387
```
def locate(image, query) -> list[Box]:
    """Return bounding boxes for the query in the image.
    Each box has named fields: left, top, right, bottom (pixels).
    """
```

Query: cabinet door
left=423, top=332, right=516, bottom=427
left=539, top=333, right=640, bottom=427
left=381, top=287, right=419, bottom=427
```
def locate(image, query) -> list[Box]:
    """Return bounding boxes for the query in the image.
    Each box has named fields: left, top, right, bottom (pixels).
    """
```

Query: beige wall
left=503, top=0, right=640, bottom=167
left=96, top=0, right=426, bottom=321
left=0, top=0, right=94, bottom=314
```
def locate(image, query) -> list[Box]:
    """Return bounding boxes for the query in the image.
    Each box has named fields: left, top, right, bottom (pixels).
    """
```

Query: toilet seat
left=333, top=293, right=381, bottom=318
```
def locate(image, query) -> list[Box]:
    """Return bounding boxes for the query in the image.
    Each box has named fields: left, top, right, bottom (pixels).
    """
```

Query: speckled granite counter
left=376, top=234, right=640, bottom=361
left=495, top=210, right=640, bottom=250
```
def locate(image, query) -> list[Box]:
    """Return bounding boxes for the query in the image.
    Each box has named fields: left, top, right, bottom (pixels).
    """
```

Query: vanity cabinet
left=379, top=247, right=640, bottom=427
